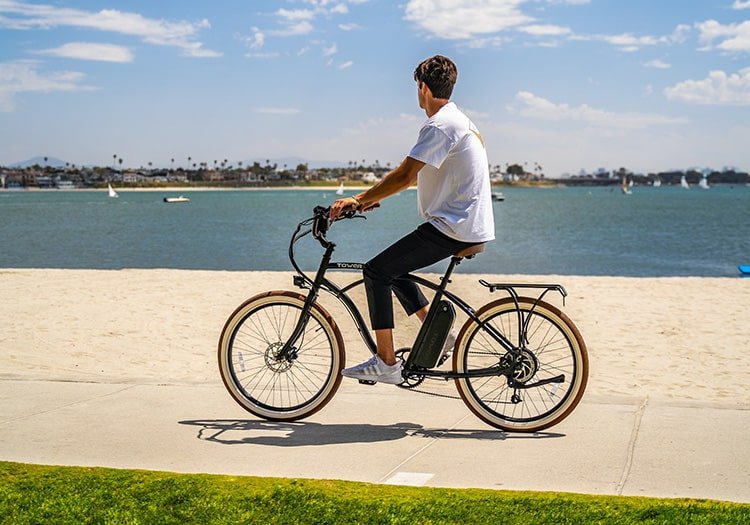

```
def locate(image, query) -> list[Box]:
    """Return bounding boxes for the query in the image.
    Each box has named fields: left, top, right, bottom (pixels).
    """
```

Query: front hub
left=265, top=342, right=294, bottom=372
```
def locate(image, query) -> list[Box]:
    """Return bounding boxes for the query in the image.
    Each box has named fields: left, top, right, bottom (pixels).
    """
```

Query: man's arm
left=330, top=156, right=425, bottom=219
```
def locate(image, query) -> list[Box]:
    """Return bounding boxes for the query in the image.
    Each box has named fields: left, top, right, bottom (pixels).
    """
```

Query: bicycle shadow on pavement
left=178, top=419, right=564, bottom=446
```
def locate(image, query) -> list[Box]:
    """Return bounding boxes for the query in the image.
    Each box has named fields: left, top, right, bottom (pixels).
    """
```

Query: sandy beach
left=2, top=268, right=749, bottom=406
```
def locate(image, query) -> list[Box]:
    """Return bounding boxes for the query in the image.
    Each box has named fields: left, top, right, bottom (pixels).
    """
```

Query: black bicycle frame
left=278, top=219, right=518, bottom=380
left=277, top=211, right=567, bottom=389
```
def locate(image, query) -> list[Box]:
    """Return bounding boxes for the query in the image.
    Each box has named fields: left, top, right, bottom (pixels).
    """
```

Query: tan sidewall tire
left=454, top=297, right=588, bottom=432
left=218, top=290, right=345, bottom=421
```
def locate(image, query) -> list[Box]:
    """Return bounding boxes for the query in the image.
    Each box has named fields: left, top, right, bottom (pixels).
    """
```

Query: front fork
left=277, top=242, right=336, bottom=362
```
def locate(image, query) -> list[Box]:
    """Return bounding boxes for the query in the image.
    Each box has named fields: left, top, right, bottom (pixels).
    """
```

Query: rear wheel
left=454, top=298, right=588, bottom=432
left=218, top=291, right=345, bottom=421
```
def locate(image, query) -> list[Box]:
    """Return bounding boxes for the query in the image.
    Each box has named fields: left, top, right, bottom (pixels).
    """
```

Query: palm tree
left=171, top=158, right=174, bottom=170
left=118, top=158, right=123, bottom=171
left=113, top=154, right=117, bottom=169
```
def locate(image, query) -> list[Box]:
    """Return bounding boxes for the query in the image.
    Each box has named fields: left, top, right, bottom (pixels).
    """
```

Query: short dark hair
left=413, top=55, right=458, bottom=99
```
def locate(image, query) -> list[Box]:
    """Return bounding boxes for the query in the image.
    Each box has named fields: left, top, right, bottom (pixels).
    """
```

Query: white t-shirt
left=408, top=102, right=495, bottom=243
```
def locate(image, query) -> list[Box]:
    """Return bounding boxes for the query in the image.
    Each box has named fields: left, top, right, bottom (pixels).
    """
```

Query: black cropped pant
left=363, top=223, right=478, bottom=330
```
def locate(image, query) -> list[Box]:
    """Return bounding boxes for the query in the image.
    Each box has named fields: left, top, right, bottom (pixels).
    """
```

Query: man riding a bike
left=330, top=54, right=495, bottom=385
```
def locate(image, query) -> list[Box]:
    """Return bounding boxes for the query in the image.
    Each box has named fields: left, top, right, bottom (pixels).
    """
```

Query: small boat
left=653, top=178, right=661, bottom=187
left=336, top=182, right=345, bottom=196
left=108, top=184, right=118, bottom=198
left=680, top=175, right=690, bottom=189
left=163, top=195, right=190, bottom=203
left=739, top=265, right=750, bottom=276
left=491, top=191, right=505, bottom=202
left=699, top=176, right=710, bottom=190
left=620, top=177, right=631, bottom=195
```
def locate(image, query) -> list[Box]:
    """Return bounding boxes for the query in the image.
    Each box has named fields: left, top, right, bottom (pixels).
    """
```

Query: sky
left=1, top=0, right=749, bottom=177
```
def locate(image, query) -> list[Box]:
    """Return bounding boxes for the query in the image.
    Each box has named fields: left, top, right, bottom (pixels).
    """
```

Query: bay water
left=1, top=186, right=747, bottom=277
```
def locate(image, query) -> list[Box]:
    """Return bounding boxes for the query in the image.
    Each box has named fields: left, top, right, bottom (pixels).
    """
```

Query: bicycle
left=218, top=206, right=588, bottom=432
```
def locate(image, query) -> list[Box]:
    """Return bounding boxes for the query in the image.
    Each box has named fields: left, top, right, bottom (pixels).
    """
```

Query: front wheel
left=454, top=297, right=588, bottom=432
left=218, top=291, right=345, bottom=421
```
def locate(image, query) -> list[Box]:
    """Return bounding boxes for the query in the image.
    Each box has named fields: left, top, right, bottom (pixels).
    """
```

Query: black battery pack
left=407, top=300, right=455, bottom=369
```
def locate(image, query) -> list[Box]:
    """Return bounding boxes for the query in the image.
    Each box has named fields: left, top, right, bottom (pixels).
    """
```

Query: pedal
left=358, top=379, right=377, bottom=386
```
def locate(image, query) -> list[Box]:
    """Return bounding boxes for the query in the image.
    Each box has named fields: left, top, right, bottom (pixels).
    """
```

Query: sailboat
left=336, top=182, right=345, bottom=196
left=680, top=175, right=690, bottom=189
left=107, top=184, right=119, bottom=198
left=699, top=176, right=710, bottom=190
left=653, top=178, right=661, bottom=187
left=621, top=177, right=631, bottom=195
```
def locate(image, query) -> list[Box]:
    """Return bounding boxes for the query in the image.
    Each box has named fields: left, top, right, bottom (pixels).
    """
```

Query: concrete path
left=1, top=379, right=748, bottom=503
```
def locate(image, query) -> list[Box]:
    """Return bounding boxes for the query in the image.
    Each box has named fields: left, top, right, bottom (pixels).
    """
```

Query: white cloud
left=254, top=107, right=301, bottom=115
left=35, top=42, right=134, bottom=63
left=733, top=1, right=750, bottom=9
left=339, top=60, right=353, bottom=69
left=0, top=60, right=95, bottom=112
left=245, top=51, right=281, bottom=59
left=247, top=28, right=265, bottom=49
left=244, top=1, right=365, bottom=63
left=665, top=68, right=750, bottom=106
left=696, top=19, right=750, bottom=53
left=572, top=24, right=690, bottom=52
left=276, top=8, right=316, bottom=21
left=338, top=22, right=361, bottom=31
left=269, top=21, right=314, bottom=36
left=518, top=24, right=571, bottom=36
left=0, top=1, right=220, bottom=58
left=403, top=1, right=688, bottom=52
left=330, top=3, right=349, bottom=14
left=404, top=0, right=532, bottom=40
left=645, top=59, right=670, bottom=69
left=513, top=91, right=686, bottom=129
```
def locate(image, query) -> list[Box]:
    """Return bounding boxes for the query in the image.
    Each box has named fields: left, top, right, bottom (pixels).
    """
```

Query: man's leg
left=373, top=304, right=428, bottom=365
left=363, top=224, right=473, bottom=364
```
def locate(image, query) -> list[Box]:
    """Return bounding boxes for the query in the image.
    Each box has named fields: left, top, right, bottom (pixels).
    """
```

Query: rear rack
left=478, top=280, right=568, bottom=348
left=478, top=280, right=567, bottom=306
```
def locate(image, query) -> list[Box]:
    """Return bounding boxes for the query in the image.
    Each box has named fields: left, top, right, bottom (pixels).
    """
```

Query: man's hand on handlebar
left=329, top=196, right=358, bottom=220
left=330, top=196, right=380, bottom=220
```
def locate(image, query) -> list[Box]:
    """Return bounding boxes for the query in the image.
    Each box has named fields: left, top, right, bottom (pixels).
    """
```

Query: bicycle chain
left=398, top=377, right=461, bottom=400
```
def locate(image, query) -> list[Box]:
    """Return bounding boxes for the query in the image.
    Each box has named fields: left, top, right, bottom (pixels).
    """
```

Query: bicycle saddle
left=454, top=243, right=485, bottom=259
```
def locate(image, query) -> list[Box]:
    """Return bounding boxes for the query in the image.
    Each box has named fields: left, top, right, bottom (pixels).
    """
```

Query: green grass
left=1, top=462, right=748, bottom=524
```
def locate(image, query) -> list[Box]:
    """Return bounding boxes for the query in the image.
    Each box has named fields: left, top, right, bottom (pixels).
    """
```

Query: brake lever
left=340, top=209, right=365, bottom=221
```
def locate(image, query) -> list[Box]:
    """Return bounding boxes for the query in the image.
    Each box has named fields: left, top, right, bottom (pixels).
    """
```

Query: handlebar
left=311, top=205, right=361, bottom=245
left=287, top=205, right=364, bottom=286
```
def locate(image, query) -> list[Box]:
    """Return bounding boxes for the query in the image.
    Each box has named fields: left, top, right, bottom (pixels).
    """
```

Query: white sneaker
left=438, top=331, right=457, bottom=365
left=341, top=355, right=403, bottom=384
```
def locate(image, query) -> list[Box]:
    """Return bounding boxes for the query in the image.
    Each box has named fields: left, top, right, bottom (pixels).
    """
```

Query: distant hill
left=8, top=156, right=68, bottom=168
